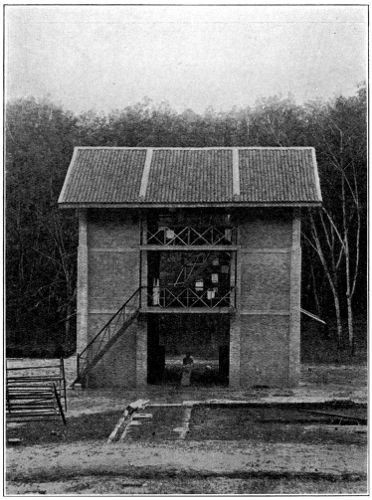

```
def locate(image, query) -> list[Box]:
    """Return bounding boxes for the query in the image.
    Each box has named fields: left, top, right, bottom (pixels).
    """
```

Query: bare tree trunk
left=342, top=171, right=361, bottom=356
left=63, top=304, right=72, bottom=352
left=310, top=263, right=321, bottom=315
left=342, top=177, right=353, bottom=354
left=307, top=211, right=343, bottom=344
left=333, top=293, right=343, bottom=354
left=346, top=294, right=354, bottom=355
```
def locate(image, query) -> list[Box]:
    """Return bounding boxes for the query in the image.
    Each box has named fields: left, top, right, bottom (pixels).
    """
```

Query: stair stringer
left=75, top=310, right=140, bottom=388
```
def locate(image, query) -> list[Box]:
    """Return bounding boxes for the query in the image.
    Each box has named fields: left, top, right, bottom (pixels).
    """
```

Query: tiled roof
left=59, top=148, right=146, bottom=203
left=146, top=149, right=234, bottom=203
left=58, top=147, right=322, bottom=206
left=238, top=149, right=319, bottom=202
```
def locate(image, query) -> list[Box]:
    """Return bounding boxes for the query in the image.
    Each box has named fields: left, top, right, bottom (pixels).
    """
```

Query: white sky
left=5, top=5, right=367, bottom=114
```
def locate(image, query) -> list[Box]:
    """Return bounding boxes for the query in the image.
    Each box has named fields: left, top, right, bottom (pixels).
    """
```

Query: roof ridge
left=139, top=148, right=153, bottom=199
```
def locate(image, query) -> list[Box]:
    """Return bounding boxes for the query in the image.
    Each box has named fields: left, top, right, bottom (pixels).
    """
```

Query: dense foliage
left=6, top=87, right=366, bottom=356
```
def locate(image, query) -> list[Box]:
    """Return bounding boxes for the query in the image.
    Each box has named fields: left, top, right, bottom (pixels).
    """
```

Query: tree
left=303, top=85, right=366, bottom=352
left=6, top=97, right=78, bottom=353
left=6, top=89, right=367, bottom=357
left=249, top=95, right=308, bottom=146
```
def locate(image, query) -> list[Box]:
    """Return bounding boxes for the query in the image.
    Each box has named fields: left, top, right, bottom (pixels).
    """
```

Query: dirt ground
left=7, top=474, right=367, bottom=495
left=6, top=358, right=368, bottom=495
left=6, top=439, right=367, bottom=494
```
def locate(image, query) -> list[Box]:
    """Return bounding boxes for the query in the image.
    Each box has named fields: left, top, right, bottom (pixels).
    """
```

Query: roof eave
left=58, top=201, right=322, bottom=209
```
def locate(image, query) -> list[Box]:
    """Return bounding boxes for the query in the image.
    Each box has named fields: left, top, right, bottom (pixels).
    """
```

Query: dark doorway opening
left=147, top=314, right=230, bottom=386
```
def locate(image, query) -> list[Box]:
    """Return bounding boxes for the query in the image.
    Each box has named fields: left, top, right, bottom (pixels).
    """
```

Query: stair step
left=7, top=403, right=56, bottom=407
left=7, top=412, right=58, bottom=418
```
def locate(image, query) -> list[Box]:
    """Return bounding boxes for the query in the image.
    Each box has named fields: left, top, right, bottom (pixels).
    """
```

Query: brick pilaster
left=288, top=211, right=301, bottom=386
left=136, top=317, right=148, bottom=387
left=229, top=314, right=241, bottom=388
left=77, top=209, right=88, bottom=358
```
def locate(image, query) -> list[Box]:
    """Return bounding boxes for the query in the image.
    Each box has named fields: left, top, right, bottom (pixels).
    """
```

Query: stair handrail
left=53, top=382, right=67, bottom=425
left=78, top=287, right=141, bottom=362
left=59, top=358, right=67, bottom=411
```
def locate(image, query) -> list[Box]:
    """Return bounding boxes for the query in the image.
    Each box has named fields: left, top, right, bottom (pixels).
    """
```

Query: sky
left=5, top=5, right=367, bottom=114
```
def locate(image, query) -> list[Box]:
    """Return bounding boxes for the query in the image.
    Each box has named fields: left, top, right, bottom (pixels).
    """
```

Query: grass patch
left=301, top=316, right=367, bottom=365
left=6, top=406, right=186, bottom=445
left=6, top=410, right=122, bottom=446
left=302, top=364, right=367, bottom=388
left=188, top=406, right=367, bottom=445
left=7, top=404, right=367, bottom=446
left=125, top=406, right=186, bottom=441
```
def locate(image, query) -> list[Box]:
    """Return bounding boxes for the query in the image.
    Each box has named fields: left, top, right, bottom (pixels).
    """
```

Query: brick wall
left=239, top=315, right=290, bottom=386
left=85, top=316, right=137, bottom=388
left=77, top=209, right=143, bottom=388
left=76, top=207, right=301, bottom=389
left=233, top=209, right=301, bottom=387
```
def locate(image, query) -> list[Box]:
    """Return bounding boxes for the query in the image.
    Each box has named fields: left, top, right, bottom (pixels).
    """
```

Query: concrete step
left=132, top=413, right=153, bottom=420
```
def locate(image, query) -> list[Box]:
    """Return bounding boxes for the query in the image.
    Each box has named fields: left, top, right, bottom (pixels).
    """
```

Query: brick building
left=59, top=147, right=322, bottom=388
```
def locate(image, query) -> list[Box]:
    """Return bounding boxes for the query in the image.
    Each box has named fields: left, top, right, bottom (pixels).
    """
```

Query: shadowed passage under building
left=147, top=314, right=230, bottom=386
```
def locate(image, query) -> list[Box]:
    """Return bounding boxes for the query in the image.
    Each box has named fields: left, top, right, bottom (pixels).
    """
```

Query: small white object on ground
left=108, top=399, right=150, bottom=443
left=173, top=405, right=193, bottom=439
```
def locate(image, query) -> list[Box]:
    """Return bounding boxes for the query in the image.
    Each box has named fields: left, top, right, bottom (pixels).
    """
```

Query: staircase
left=73, top=288, right=141, bottom=387
left=6, top=360, right=67, bottom=425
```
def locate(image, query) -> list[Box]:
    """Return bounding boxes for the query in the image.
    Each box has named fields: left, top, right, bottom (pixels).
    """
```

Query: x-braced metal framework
left=145, top=225, right=237, bottom=246
left=143, top=286, right=235, bottom=309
